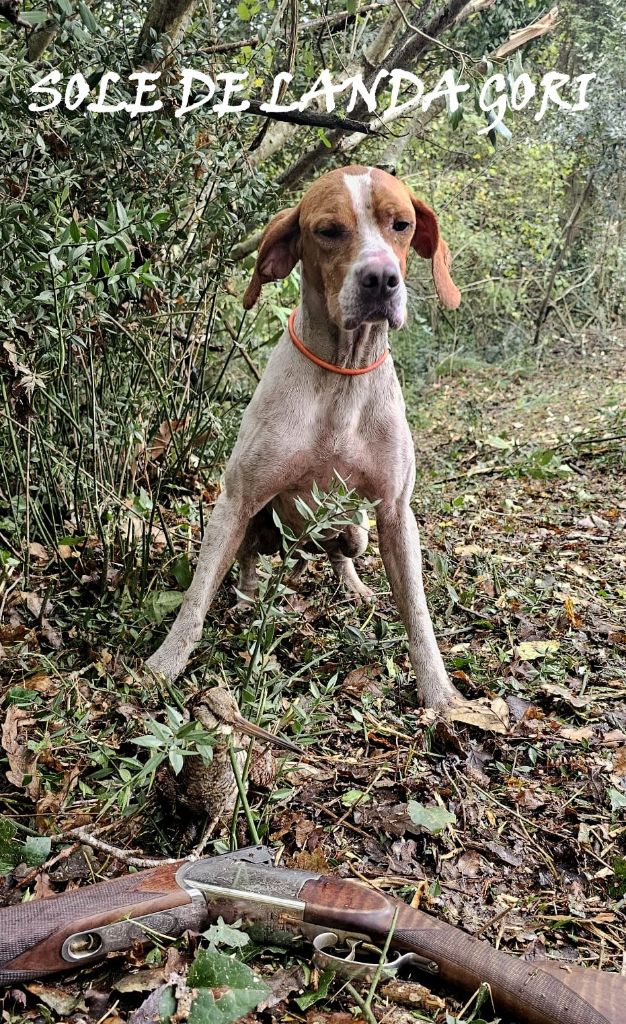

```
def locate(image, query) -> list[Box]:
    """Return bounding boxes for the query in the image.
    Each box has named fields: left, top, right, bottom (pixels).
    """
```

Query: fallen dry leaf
left=114, top=949, right=187, bottom=994
left=24, top=983, right=85, bottom=1015
left=342, top=663, right=382, bottom=697
left=563, top=595, right=583, bottom=628
left=515, top=786, right=547, bottom=810
left=22, top=590, right=46, bottom=619
left=258, top=963, right=306, bottom=1011
left=28, top=541, right=49, bottom=561
left=129, top=974, right=185, bottom=1024
left=541, top=681, right=588, bottom=709
left=444, top=696, right=510, bottom=734
left=0, top=623, right=28, bottom=644
left=454, top=542, right=484, bottom=557
left=516, top=640, right=560, bottom=661
left=1, top=705, right=41, bottom=800
left=379, top=979, right=445, bottom=1014
left=603, top=730, right=626, bottom=746
left=147, top=418, right=188, bottom=461
left=35, top=767, right=80, bottom=829
left=23, top=672, right=58, bottom=694
left=560, top=726, right=595, bottom=742
left=456, top=849, right=485, bottom=877
left=612, top=747, right=626, bottom=777
left=292, top=847, right=330, bottom=873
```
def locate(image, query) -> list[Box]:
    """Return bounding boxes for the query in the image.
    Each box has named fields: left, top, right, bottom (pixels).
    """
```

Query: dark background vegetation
left=0, top=2, right=625, bottom=1022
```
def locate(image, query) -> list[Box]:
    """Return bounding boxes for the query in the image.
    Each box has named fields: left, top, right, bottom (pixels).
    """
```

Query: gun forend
left=301, top=877, right=624, bottom=1024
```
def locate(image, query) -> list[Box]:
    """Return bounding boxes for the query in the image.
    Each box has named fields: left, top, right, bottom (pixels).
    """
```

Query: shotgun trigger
left=311, top=931, right=439, bottom=980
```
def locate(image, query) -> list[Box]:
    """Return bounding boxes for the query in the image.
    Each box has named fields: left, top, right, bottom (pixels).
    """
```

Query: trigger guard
left=311, top=932, right=423, bottom=980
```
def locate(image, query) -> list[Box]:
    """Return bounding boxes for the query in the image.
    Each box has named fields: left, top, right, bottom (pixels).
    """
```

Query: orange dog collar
left=288, top=308, right=389, bottom=376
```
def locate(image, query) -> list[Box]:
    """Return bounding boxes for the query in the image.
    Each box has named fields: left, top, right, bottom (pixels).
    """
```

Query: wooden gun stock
left=301, top=878, right=624, bottom=1024
left=0, top=861, right=191, bottom=983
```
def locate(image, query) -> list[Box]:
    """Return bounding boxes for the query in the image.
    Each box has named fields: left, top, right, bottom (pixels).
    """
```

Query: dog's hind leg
left=328, top=549, right=375, bottom=604
left=235, top=505, right=281, bottom=603
left=326, top=524, right=375, bottom=604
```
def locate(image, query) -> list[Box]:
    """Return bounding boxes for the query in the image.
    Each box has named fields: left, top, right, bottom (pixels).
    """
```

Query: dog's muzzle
left=349, top=256, right=406, bottom=329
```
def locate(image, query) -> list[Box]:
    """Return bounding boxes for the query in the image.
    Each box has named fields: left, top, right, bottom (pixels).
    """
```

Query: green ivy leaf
left=142, top=590, right=183, bottom=624
left=295, top=969, right=334, bottom=1010
left=203, top=917, right=250, bottom=949
left=408, top=801, right=457, bottom=834
left=171, top=553, right=193, bottom=590
left=340, top=789, right=370, bottom=808
left=187, top=949, right=269, bottom=1024
left=23, top=835, right=52, bottom=867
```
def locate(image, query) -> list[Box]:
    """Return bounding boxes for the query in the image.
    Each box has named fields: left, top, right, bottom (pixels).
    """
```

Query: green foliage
left=203, top=917, right=251, bottom=950
left=187, top=948, right=270, bottom=1024
left=0, top=815, right=51, bottom=874
left=407, top=801, right=457, bottom=834
left=99, top=702, right=218, bottom=810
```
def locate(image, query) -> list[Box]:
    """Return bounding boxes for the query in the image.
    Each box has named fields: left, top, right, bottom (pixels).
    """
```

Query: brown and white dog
left=147, top=165, right=462, bottom=709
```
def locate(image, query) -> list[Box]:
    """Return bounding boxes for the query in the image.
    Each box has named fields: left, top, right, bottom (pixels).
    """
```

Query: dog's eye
left=316, top=225, right=343, bottom=239
left=393, top=220, right=411, bottom=232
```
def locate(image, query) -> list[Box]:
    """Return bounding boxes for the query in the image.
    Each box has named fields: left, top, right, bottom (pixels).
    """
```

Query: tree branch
left=245, top=99, right=375, bottom=135
left=534, top=172, right=595, bottom=345
left=385, top=0, right=469, bottom=68
left=273, top=0, right=470, bottom=188
left=199, top=3, right=382, bottom=55
left=234, top=0, right=560, bottom=255
left=340, top=5, right=560, bottom=158
left=249, top=1, right=404, bottom=168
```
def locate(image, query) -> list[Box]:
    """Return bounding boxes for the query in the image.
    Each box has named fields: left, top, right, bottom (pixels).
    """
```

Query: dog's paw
left=144, top=646, right=188, bottom=683
left=351, top=583, right=376, bottom=606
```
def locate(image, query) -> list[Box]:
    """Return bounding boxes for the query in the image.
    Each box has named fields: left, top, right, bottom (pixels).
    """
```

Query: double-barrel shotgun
left=0, top=846, right=622, bottom=1024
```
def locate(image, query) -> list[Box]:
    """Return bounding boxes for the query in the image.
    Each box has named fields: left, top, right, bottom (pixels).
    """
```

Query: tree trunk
left=27, top=21, right=58, bottom=60
left=534, top=173, right=595, bottom=345
left=136, top=0, right=200, bottom=57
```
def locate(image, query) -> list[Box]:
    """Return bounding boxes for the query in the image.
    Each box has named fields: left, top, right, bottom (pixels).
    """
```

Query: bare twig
left=473, top=903, right=515, bottom=938
left=56, top=827, right=180, bottom=868
left=391, top=0, right=468, bottom=61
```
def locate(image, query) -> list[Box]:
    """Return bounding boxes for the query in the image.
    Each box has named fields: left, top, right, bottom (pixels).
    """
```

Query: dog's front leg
left=377, top=501, right=461, bottom=709
left=146, top=488, right=252, bottom=681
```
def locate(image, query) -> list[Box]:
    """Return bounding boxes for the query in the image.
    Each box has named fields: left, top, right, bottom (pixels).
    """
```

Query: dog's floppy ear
left=243, top=205, right=301, bottom=309
left=409, top=194, right=461, bottom=310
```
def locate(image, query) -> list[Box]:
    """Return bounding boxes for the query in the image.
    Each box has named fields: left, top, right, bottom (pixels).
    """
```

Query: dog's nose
left=358, top=260, right=400, bottom=298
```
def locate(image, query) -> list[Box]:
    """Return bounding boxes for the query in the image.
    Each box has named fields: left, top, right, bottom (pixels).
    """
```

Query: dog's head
left=243, top=165, right=460, bottom=330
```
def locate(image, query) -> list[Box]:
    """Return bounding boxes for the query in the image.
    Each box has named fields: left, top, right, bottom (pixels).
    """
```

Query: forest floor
left=1, top=333, right=625, bottom=1024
